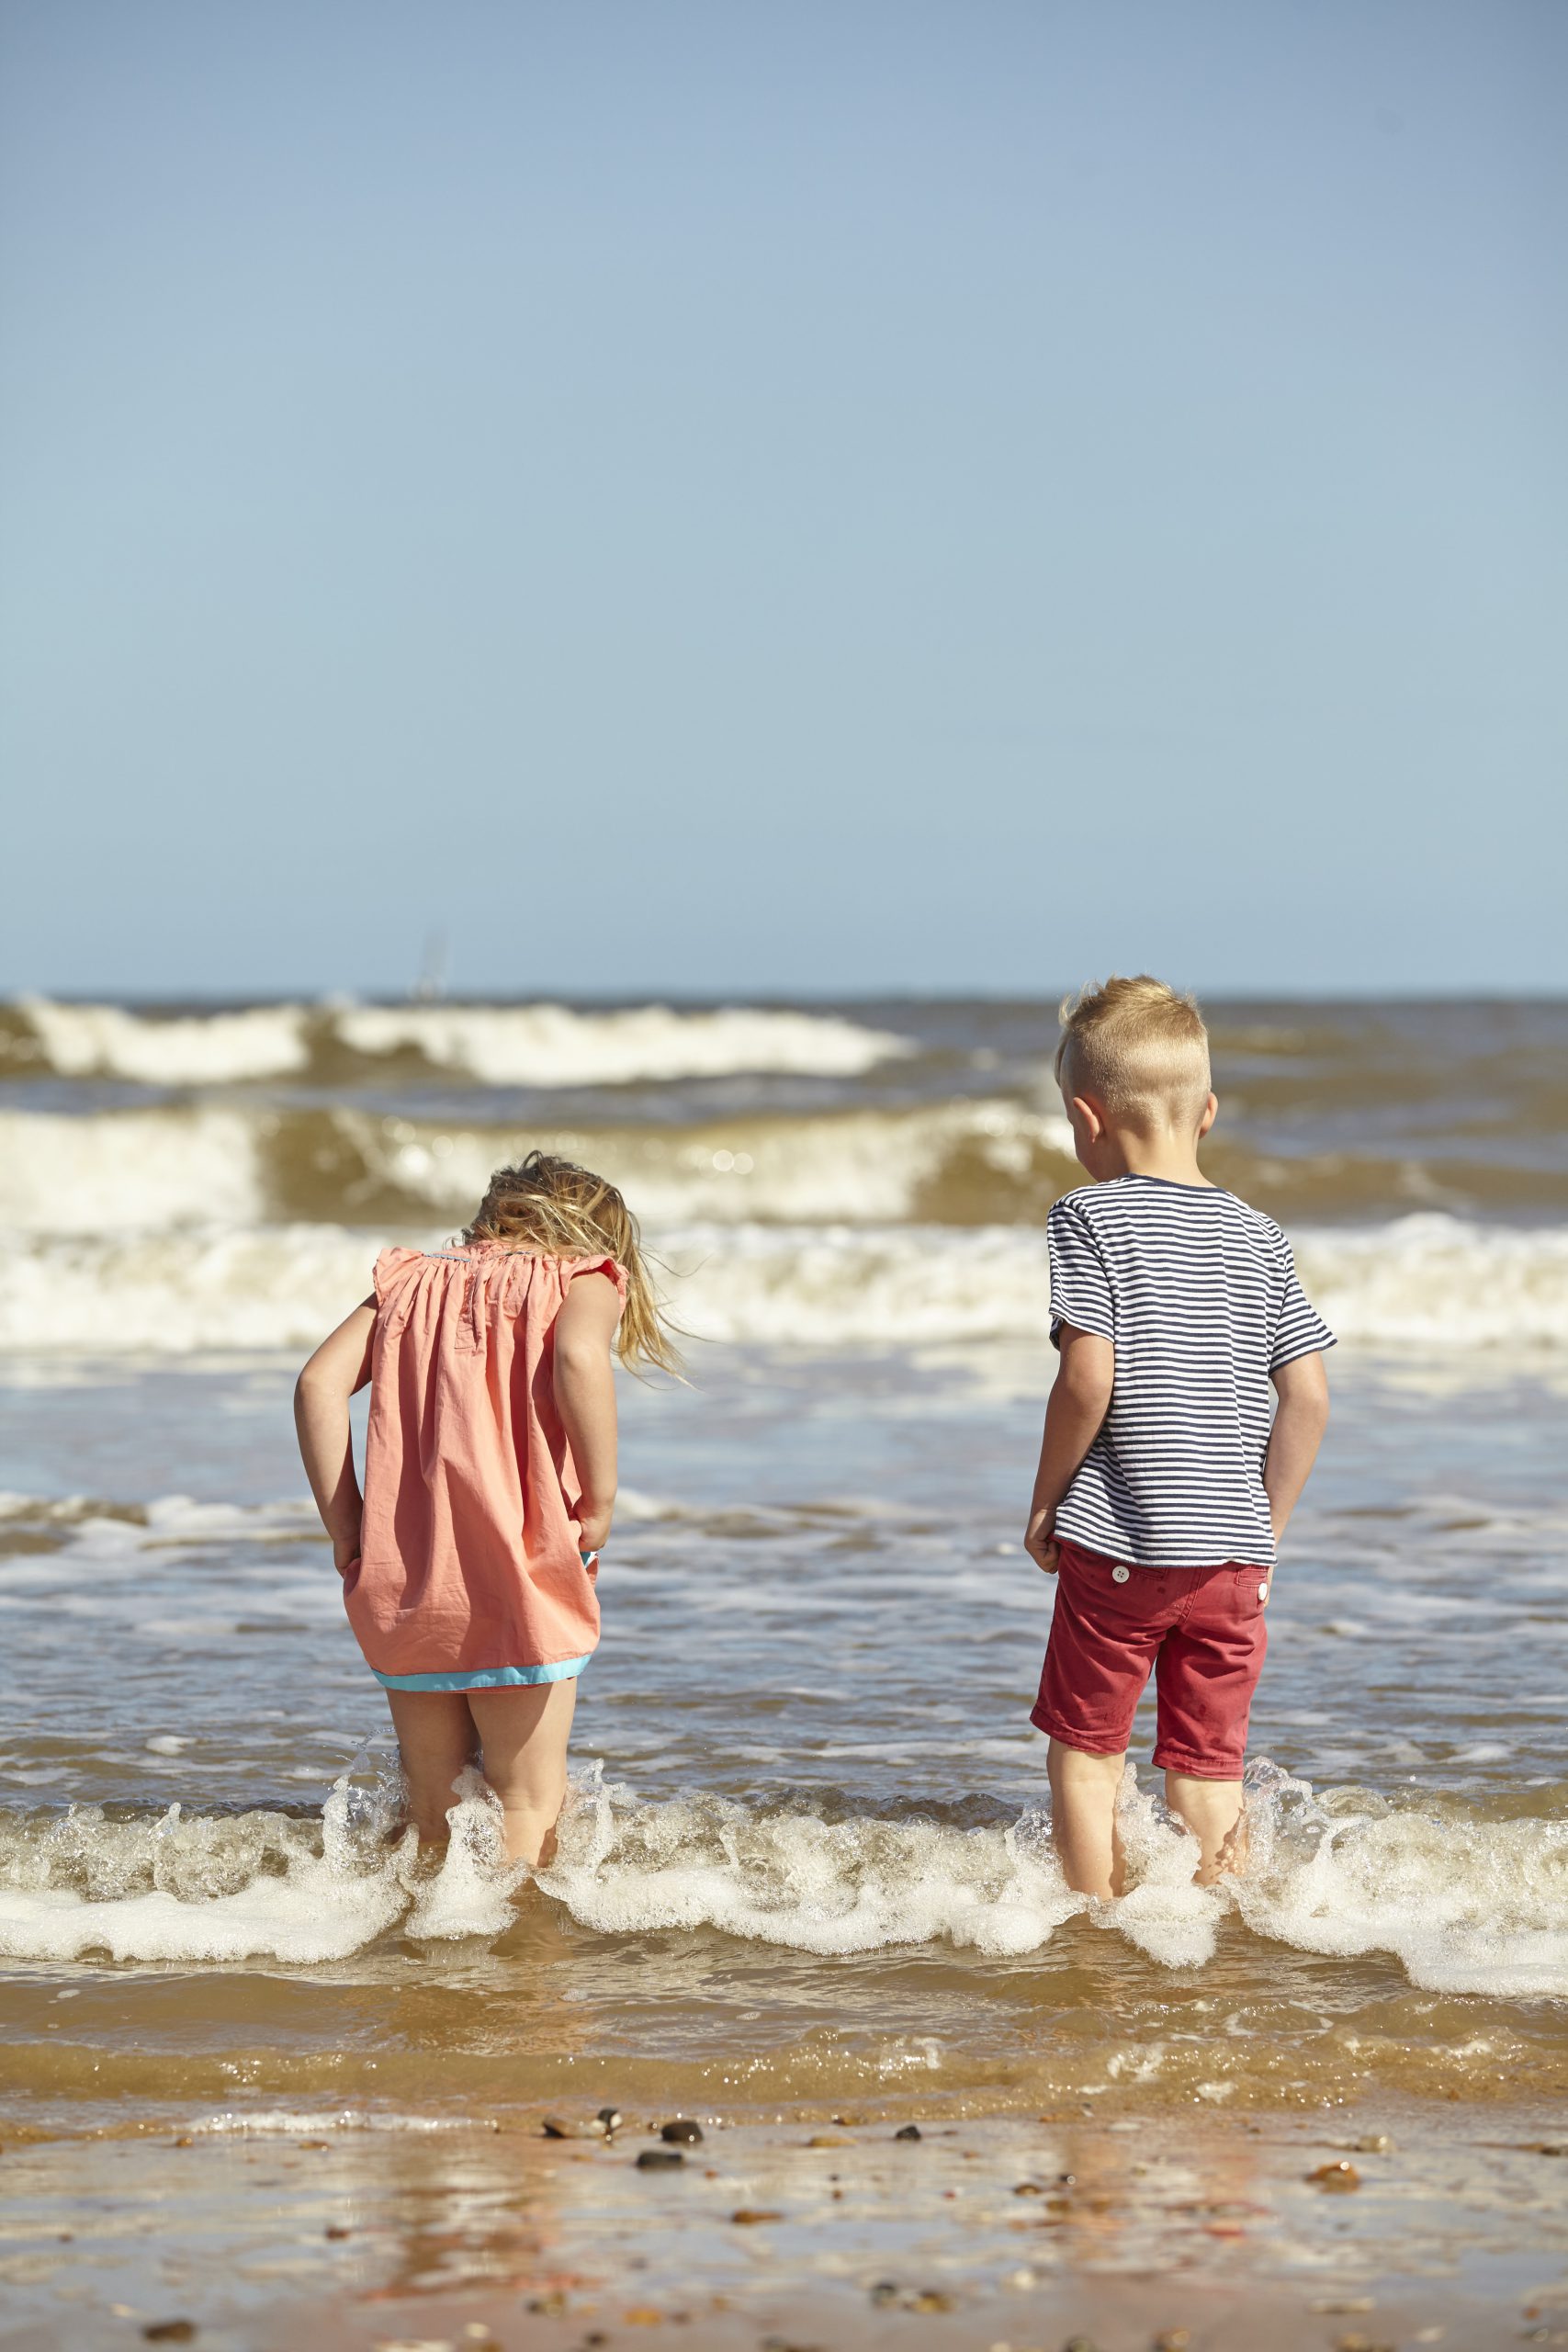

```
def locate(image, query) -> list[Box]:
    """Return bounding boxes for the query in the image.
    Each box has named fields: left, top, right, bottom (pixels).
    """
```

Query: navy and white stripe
left=1047, top=1175, right=1335, bottom=1569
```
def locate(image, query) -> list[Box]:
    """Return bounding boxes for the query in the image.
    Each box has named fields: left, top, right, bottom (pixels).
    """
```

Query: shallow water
left=2, top=1342, right=1565, bottom=2135
left=2, top=992, right=1565, bottom=2146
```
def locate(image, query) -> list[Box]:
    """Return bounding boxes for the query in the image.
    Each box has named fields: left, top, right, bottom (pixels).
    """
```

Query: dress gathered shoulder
left=341, top=1240, right=627, bottom=1693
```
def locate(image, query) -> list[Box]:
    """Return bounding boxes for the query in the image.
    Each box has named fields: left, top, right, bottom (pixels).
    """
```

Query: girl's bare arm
left=1023, top=1324, right=1115, bottom=1572
left=553, top=1272, right=622, bottom=1555
left=294, top=1299, right=376, bottom=1569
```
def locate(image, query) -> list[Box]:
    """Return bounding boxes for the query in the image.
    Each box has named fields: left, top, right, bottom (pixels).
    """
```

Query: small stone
left=1309, top=2161, right=1361, bottom=2192
left=637, top=2146, right=684, bottom=2169
left=297, top=2138, right=330, bottom=2150
left=870, top=2281, right=900, bottom=2307
left=542, top=2112, right=608, bottom=2140
left=806, top=2132, right=849, bottom=2148
left=660, top=2118, right=703, bottom=2144
left=731, top=2208, right=783, bottom=2225
left=1310, top=2301, right=1376, bottom=2315
left=894, top=2123, right=922, bottom=2141
left=911, top=2290, right=953, bottom=2313
left=142, top=2329, right=197, bottom=2346
left=1352, top=2134, right=1393, bottom=2154
left=324, top=2224, right=351, bottom=2240
left=1152, top=2334, right=1190, bottom=2351
left=1013, top=2181, right=1043, bottom=2197
left=596, top=2105, right=624, bottom=2132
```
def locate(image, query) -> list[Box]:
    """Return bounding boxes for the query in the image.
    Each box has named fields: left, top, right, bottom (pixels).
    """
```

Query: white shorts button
left=1111, top=1565, right=1131, bottom=1584
left=1258, top=1580, right=1269, bottom=1600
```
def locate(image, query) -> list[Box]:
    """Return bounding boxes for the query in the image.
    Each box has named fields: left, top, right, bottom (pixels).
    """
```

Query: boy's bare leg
left=1165, top=1770, right=1247, bottom=1884
left=1047, top=1739, right=1128, bottom=1897
left=384, top=1690, right=479, bottom=1849
left=468, top=1680, right=578, bottom=1867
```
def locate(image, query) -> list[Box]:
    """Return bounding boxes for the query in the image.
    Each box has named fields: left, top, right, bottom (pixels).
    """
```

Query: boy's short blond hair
left=1055, top=975, right=1212, bottom=1126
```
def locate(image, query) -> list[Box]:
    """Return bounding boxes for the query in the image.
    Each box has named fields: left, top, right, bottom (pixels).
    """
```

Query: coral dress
left=342, top=1242, right=626, bottom=1691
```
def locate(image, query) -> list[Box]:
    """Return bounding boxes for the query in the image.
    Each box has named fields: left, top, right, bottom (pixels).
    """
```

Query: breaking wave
left=0, top=1099, right=1075, bottom=1233
left=1, top=1761, right=1562, bottom=2000
left=1, top=1212, right=1566, bottom=1353
left=1, top=996, right=913, bottom=1089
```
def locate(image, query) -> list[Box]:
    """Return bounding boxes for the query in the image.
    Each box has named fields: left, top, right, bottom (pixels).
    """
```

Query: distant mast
left=412, top=929, right=449, bottom=1002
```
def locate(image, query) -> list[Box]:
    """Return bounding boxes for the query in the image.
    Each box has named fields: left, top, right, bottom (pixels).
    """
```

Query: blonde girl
left=294, top=1152, right=677, bottom=1866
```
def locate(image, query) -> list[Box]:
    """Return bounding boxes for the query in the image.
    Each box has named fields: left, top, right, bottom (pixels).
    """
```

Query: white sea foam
left=355, top=1100, right=1077, bottom=1226
left=0, top=1096, right=1073, bottom=1234
left=16, top=998, right=311, bottom=1085
left=1, top=1763, right=1562, bottom=1994
left=331, top=1001, right=914, bottom=1085
left=2, top=1212, right=1567, bottom=1353
left=7, top=996, right=913, bottom=1088
left=0, top=1107, right=266, bottom=1233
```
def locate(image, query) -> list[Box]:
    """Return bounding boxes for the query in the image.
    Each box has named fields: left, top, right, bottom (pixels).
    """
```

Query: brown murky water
left=2, top=995, right=1565, bottom=2335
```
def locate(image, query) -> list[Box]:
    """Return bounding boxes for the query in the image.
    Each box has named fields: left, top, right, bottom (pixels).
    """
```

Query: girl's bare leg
left=384, top=1690, right=479, bottom=1849
left=468, top=1680, right=578, bottom=1867
left=1165, top=1770, right=1247, bottom=1884
left=1047, top=1739, right=1128, bottom=1897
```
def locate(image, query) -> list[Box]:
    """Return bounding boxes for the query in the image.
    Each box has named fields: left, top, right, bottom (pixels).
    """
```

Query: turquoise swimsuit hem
left=372, top=1657, right=591, bottom=1691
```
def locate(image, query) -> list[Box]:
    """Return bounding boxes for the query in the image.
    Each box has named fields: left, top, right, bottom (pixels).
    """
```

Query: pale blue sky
left=2, top=1, right=1562, bottom=998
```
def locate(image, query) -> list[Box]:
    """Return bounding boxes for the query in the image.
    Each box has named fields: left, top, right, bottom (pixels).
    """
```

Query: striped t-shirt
left=1046, top=1175, right=1335, bottom=1569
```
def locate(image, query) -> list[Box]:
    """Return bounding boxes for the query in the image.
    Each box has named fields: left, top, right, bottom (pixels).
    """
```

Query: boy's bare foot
left=1193, top=1807, right=1249, bottom=1887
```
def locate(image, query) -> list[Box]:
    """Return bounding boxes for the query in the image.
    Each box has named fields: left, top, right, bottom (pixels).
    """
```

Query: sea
left=2, top=991, right=1566, bottom=2146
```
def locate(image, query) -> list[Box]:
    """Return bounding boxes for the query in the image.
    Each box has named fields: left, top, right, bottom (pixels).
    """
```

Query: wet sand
left=4, top=2102, right=1566, bottom=2351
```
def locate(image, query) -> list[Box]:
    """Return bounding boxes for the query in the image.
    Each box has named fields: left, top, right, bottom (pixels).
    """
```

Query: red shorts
left=1031, top=1539, right=1269, bottom=1778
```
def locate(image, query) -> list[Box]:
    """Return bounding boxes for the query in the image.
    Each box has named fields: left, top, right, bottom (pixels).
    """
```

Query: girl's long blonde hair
left=463, top=1150, right=681, bottom=1374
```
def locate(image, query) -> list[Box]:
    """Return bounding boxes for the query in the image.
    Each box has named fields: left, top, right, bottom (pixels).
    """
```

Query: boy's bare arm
left=294, top=1299, right=376, bottom=1568
left=553, top=1272, right=622, bottom=1555
left=1023, top=1326, right=1115, bottom=1572
left=1263, top=1351, right=1331, bottom=1549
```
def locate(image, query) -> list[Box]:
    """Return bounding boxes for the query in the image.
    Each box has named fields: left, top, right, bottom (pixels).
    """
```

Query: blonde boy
left=1023, top=976, right=1333, bottom=1897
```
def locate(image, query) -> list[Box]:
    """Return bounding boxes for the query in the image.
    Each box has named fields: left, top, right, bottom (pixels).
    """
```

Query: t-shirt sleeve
left=1269, top=1233, right=1336, bottom=1369
left=1046, top=1199, right=1115, bottom=1349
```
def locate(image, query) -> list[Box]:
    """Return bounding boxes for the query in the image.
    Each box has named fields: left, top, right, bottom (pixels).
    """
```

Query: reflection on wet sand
left=5, top=2108, right=1568, bottom=2349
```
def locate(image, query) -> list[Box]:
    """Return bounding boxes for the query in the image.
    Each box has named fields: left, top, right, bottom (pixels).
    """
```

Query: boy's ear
left=1197, top=1091, right=1219, bottom=1139
left=1069, top=1092, right=1107, bottom=1143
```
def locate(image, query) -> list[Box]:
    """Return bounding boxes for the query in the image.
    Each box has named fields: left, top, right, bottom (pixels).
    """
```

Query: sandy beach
left=6, top=2103, right=1568, bottom=2349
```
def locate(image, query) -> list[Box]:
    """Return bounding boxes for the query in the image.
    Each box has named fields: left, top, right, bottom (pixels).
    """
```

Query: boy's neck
left=1095, top=1130, right=1213, bottom=1187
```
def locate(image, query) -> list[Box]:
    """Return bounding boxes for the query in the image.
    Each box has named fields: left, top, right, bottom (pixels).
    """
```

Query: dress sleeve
left=371, top=1245, right=423, bottom=1306
left=1046, top=1199, right=1115, bottom=1348
left=1269, top=1232, right=1337, bottom=1369
left=564, top=1254, right=629, bottom=1310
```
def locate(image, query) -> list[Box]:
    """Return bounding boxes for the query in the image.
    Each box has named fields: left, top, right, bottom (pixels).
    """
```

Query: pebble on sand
left=141, top=2328, right=197, bottom=2346
left=894, top=2124, right=923, bottom=2141
left=660, top=2118, right=704, bottom=2144
left=637, top=2147, right=685, bottom=2170
left=1308, top=2162, right=1362, bottom=2192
